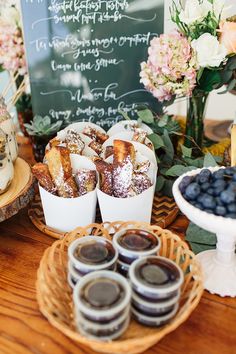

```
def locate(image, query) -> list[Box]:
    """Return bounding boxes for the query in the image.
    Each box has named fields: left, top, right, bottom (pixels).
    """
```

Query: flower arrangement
left=140, top=0, right=236, bottom=153
left=0, top=1, right=32, bottom=134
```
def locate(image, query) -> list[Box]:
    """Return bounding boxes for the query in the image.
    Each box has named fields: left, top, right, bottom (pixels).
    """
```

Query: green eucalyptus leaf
left=148, top=133, right=164, bottom=150
left=157, top=115, right=168, bottom=127
left=161, top=179, right=174, bottom=198
left=203, top=153, right=218, bottom=167
left=137, top=109, right=154, bottom=124
left=155, top=175, right=165, bottom=192
left=185, top=157, right=204, bottom=168
left=181, top=145, right=192, bottom=158
left=162, top=130, right=174, bottom=161
left=198, top=69, right=221, bottom=92
left=166, top=165, right=197, bottom=177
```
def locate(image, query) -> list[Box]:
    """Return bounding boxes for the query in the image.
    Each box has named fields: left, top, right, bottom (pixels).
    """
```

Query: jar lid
left=68, top=236, right=118, bottom=271
left=113, top=228, right=161, bottom=257
left=129, top=256, right=184, bottom=295
left=73, top=270, right=131, bottom=318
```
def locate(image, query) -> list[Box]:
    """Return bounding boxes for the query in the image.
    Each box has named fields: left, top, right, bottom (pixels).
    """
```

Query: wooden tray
left=0, top=157, right=35, bottom=222
left=28, top=194, right=179, bottom=239
left=36, top=222, right=203, bottom=354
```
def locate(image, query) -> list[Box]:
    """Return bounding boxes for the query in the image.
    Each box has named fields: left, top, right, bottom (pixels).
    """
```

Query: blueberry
left=197, top=194, right=205, bottom=204
left=215, top=197, right=224, bottom=207
left=179, top=176, right=192, bottom=194
left=224, top=168, right=234, bottom=176
left=220, top=189, right=235, bottom=204
left=185, top=183, right=201, bottom=200
left=201, top=194, right=216, bottom=209
left=228, top=181, right=236, bottom=192
left=197, top=169, right=211, bottom=184
left=201, top=182, right=210, bottom=192
left=195, top=203, right=204, bottom=210
left=233, top=174, right=236, bottom=182
left=227, top=203, right=236, bottom=213
left=212, top=179, right=226, bottom=189
left=204, top=209, right=214, bottom=214
left=207, top=188, right=214, bottom=196
left=212, top=170, right=225, bottom=180
left=215, top=206, right=227, bottom=216
left=226, top=213, right=236, bottom=219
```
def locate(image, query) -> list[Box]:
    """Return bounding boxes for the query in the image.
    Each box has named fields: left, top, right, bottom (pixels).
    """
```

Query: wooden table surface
left=0, top=139, right=236, bottom=354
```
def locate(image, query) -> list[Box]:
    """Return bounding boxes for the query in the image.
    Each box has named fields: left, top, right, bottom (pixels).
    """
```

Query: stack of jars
left=113, top=229, right=161, bottom=277
left=129, top=256, right=184, bottom=326
left=67, top=236, right=118, bottom=288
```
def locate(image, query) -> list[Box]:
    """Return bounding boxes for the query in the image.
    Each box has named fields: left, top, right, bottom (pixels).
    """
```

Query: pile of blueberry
left=179, top=167, right=236, bottom=219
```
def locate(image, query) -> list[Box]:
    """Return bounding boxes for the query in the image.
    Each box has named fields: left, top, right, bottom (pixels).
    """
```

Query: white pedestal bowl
left=173, top=167, right=236, bottom=297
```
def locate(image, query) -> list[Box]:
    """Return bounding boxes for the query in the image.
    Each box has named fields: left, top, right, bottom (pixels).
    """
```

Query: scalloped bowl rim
left=172, top=166, right=236, bottom=236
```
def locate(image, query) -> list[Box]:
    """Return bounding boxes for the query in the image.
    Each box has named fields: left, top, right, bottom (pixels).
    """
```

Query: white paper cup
left=97, top=186, right=155, bottom=223
left=107, top=120, right=153, bottom=136
left=39, top=154, right=98, bottom=232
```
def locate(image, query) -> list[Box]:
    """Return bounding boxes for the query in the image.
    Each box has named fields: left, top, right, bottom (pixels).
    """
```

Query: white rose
left=0, top=6, right=20, bottom=26
left=192, top=33, right=227, bottom=67
left=179, top=0, right=212, bottom=25
left=213, top=0, right=231, bottom=20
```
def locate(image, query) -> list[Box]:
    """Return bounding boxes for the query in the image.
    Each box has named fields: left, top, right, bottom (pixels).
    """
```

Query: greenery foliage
left=24, top=115, right=63, bottom=136
left=123, top=109, right=221, bottom=197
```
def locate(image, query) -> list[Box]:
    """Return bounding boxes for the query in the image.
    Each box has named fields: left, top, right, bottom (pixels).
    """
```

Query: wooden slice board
left=28, top=193, right=179, bottom=239
left=0, top=157, right=35, bottom=222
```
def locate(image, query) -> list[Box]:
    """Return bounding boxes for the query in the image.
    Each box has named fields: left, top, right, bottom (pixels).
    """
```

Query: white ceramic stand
left=173, top=167, right=236, bottom=297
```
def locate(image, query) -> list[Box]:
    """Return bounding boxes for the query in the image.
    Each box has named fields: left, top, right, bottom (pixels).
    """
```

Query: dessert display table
left=0, top=134, right=235, bottom=354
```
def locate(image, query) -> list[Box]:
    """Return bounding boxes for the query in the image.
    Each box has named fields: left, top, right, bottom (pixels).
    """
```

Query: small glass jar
left=117, top=259, right=130, bottom=278
left=73, top=270, right=131, bottom=340
left=129, top=256, right=184, bottom=301
left=68, top=236, right=118, bottom=275
left=0, top=97, right=18, bottom=163
left=132, top=303, right=179, bottom=327
left=113, top=228, right=161, bottom=265
left=131, top=289, right=180, bottom=316
left=0, top=128, right=14, bottom=194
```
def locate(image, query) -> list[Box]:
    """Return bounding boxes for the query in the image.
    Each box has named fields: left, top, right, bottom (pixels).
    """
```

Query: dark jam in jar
left=135, top=257, right=180, bottom=288
left=118, top=229, right=158, bottom=252
left=81, top=278, right=125, bottom=309
left=74, top=240, right=115, bottom=265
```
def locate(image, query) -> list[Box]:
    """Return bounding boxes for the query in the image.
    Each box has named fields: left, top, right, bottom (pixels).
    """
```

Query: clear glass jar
left=0, top=97, right=18, bottom=163
left=0, top=128, right=14, bottom=194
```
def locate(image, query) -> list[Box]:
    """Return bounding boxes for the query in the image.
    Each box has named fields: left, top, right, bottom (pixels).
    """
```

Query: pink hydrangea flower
left=140, top=31, right=198, bottom=102
left=0, top=23, right=27, bottom=75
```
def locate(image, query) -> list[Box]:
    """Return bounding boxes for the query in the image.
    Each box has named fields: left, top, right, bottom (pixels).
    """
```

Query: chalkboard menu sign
left=21, top=0, right=164, bottom=130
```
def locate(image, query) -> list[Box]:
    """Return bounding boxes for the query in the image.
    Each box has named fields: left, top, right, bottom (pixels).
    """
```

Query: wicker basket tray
left=36, top=221, right=203, bottom=354
left=29, top=193, right=179, bottom=239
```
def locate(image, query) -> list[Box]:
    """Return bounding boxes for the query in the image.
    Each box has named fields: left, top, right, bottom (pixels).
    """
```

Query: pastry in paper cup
left=107, top=120, right=153, bottom=136
left=102, top=131, right=154, bottom=156
left=38, top=154, right=98, bottom=232
left=96, top=140, right=156, bottom=223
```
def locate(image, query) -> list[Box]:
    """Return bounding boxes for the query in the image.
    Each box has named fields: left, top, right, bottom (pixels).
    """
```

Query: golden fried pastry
left=82, top=126, right=108, bottom=144
left=75, top=169, right=97, bottom=196
left=32, top=163, right=57, bottom=194
left=113, top=140, right=135, bottom=198
left=104, top=146, right=114, bottom=159
left=46, top=146, right=78, bottom=198
left=133, top=129, right=147, bottom=144
left=132, top=172, right=152, bottom=195
left=89, top=141, right=103, bottom=155
left=94, top=158, right=113, bottom=196
left=65, top=130, right=85, bottom=155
